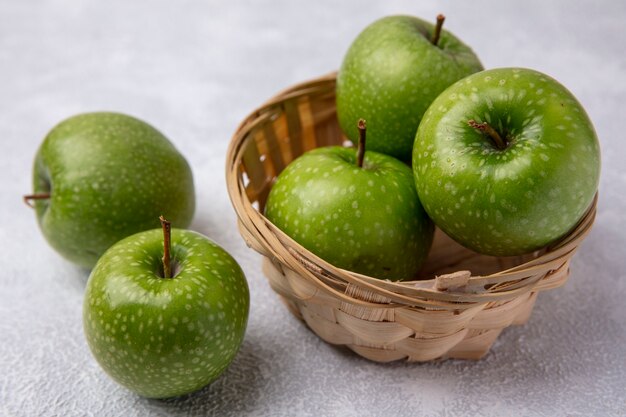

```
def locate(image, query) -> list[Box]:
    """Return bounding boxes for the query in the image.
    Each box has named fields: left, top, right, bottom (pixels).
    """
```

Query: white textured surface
left=1, top=1, right=625, bottom=416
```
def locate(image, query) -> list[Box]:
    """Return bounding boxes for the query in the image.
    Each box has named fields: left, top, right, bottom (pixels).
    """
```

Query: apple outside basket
left=225, top=73, right=597, bottom=362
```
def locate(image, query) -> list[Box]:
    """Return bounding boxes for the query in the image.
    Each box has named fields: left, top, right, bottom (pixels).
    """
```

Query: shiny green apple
left=83, top=223, right=249, bottom=398
left=337, top=14, right=483, bottom=161
left=27, top=112, right=195, bottom=268
left=413, top=67, right=600, bottom=255
left=265, top=122, right=433, bottom=280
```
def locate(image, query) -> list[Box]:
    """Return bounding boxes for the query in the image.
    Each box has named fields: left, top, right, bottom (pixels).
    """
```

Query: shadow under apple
left=144, top=336, right=271, bottom=415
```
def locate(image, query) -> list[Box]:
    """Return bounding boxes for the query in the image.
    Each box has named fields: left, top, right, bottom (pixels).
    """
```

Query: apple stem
left=160, top=215, right=172, bottom=279
left=468, top=120, right=507, bottom=150
left=356, top=119, right=366, bottom=168
left=431, top=14, right=445, bottom=46
left=23, top=193, right=51, bottom=208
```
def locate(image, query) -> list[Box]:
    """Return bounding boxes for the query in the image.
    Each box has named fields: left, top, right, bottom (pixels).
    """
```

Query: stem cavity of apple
left=23, top=193, right=51, bottom=208
left=431, top=14, right=445, bottom=46
left=468, top=120, right=507, bottom=150
left=357, top=119, right=367, bottom=168
left=160, top=215, right=172, bottom=279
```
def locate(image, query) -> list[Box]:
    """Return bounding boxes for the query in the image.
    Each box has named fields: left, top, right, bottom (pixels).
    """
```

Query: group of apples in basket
left=24, top=14, right=599, bottom=399
left=265, top=14, right=600, bottom=281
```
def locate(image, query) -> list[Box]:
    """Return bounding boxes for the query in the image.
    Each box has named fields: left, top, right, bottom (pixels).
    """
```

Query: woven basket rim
left=225, top=73, right=597, bottom=308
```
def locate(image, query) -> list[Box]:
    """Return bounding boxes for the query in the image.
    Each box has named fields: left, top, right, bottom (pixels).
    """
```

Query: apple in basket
left=413, top=67, right=600, bottom=255
left=264, top=120, right=434, bottom=281
left=336, top=14, right=483, bottom=162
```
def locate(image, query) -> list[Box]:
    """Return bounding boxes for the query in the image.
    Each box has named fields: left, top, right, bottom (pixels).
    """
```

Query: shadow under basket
left=226, top=73, right=597, bottom=362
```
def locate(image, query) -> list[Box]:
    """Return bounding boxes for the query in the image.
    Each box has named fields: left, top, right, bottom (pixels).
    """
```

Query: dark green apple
left=413, top=67, right=600, bottom=255
left=337, top=14, right=483, bottom=161
left=26, top=112, right=195, bottom=268
left=265, top=121, right=433, bottom=281
left=83, top=218, right=249, bottom=399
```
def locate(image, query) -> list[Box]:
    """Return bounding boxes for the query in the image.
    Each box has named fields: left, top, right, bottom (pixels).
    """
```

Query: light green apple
left=413, top=68, right=600, bottom=255
left=83, top=222, right=249, bottom=398
left=27, top=112, right=195, bottom=267
left=265, top=122, right=434, bottom=280
left=337, top=14, right=483, bottom=161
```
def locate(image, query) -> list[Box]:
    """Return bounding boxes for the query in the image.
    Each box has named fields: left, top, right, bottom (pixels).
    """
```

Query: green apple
left=83, top=218, right=249, bottom=399
left=337, top=14, right=483, bottom=162
left=413, top=67, right=600, bottom=256
left=26, top=112, right=195, bottom=268
left=265, top=121, right=434, bottom=281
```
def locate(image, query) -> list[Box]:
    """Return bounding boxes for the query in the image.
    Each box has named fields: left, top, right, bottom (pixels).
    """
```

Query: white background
left=1, top=1, right=625, bottom=416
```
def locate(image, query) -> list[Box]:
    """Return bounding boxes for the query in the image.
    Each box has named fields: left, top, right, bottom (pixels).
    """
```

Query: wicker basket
left=225, top=73, right=597, bottom=362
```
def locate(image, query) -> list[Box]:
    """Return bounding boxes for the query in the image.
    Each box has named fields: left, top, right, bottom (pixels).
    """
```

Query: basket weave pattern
left=226, top=73, right=597, bottom=362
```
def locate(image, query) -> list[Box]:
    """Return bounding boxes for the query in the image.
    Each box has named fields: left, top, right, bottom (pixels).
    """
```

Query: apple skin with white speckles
left=337, top=15, right=483, bottom=162
left=83, top=228, right=249, bottom=399
left=264, top=146, right=434, bottom=281
left=413, top=67, right=601, bottom=256
left=31, top=112, right=195, bottom=268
